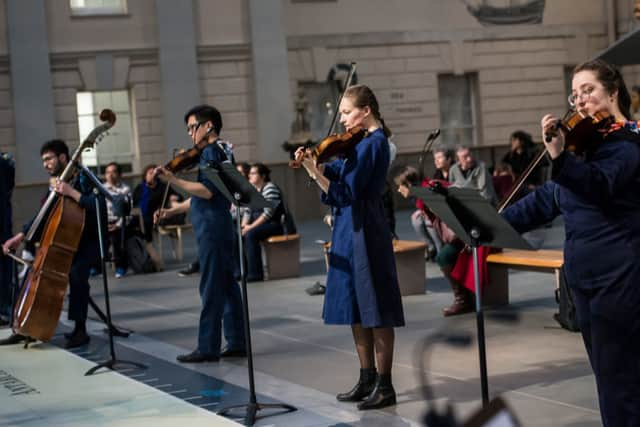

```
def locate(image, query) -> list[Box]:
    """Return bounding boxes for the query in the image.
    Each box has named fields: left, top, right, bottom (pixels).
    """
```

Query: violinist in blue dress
left=154, top=105, right=245, bottom=363
left=502, top=59, right=640, bottom=426
left=295, top=84, right=405, bottom=410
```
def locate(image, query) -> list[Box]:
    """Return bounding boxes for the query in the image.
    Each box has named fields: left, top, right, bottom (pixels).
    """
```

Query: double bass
left=12, top=109, right=116, bottom=342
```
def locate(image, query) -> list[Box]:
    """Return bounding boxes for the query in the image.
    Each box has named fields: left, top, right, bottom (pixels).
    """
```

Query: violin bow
left=326, top=62, right=357, bottom=138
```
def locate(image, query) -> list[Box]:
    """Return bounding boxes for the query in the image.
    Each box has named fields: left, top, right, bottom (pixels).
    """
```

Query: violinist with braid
left=295, top=84, right=404, bottom=410
left=501, top=59, right=640, bottom=426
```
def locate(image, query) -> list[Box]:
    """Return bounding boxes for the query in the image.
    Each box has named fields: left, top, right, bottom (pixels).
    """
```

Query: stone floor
left=0, top=211, right=603, bottom=426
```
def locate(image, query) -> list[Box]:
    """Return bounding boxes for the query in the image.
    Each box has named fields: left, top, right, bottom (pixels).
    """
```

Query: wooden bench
left=320, top=240, right=427, bottom=295
left=156, top=223, right=193, bottom=262
left=262, top=234, right=300, bottom=279
left=485, top=249, right=564, bottom=306
left=393, top=240, right=427, bottom=296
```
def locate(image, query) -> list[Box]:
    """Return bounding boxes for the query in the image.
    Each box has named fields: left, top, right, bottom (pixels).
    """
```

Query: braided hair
left=343, top=84, right=392, bottom=137
left=573, top=59, right=631, bottom=120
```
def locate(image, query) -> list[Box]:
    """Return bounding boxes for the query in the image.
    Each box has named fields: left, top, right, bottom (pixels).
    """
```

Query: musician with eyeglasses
left=501, top=59, right=640, bottom=426
left=153, top=105, right=245, bottom=363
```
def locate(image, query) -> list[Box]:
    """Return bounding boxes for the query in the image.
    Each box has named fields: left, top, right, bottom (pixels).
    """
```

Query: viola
left=547, top=110, right=614, bottom=154
left=289, top=126, right=366, bottom=168
left=498, top=110, right=614, bottom=213
left=164, top=137, right=214, bottom=173
left=154, top=131, right=220, bottom=226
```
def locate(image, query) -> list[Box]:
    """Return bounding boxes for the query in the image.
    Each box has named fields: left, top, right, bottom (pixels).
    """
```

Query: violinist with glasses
left=153, top=105, right=245, bottom=363
left=501, top=59, right=640, bottom=426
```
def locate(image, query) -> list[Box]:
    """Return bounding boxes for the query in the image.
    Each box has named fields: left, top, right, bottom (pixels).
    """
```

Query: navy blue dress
left=502, top=129, right=640, bottom=427
left=190, top=143, right=245, bottom=355
left=321, top=128, right=405, bottom=328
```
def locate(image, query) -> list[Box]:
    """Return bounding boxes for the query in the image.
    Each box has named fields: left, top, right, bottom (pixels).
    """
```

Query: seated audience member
left=495, top=130, right=543, bottom=200
left=394, top=165, right=473, bottom=316
left=449, top=146, right=497, bottom=205
left=132, top=164, right=182, bottom=270
left=410, top=147, right=455, bottom=259
left=241, top=163, right=285, bottom=282
left=177, top=161, right=251, bottom=279
left=103, top=162, right=131, bottom=278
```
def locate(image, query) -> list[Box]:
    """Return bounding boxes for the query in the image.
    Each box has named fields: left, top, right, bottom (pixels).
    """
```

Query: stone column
left=248, top=0, right=293, bottom=163
left=6, top=0, right=57, bottom=184
left=155, top=0, right=201, bottom=158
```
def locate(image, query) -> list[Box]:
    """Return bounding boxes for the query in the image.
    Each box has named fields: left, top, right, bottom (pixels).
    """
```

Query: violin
left=546, top=110, right=614, bottom=154
left=154, top=130, right=218, bottom=226
left=289, top=126, right=366, bottom=168
left=164, top=135, right=215, bottom=173
left=290, top=62, right=360, bottom=169
left=498, top=110, right=614, bottom=213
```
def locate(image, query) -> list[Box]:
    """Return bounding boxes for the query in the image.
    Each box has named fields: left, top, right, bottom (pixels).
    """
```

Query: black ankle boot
left=336, top=368, right=377, bottom=402
left=357, top=373, right=397, bottom=410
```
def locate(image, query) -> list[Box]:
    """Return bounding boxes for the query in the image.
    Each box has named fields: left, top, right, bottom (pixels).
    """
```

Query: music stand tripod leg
left=216, top=203, right=297, bottom=426
left=84, top=188, right=146, bottom=376
left=470, top=229, right=490, bottom=407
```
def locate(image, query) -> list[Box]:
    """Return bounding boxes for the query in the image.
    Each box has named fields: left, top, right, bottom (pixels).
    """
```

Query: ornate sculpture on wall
left=461, top=0, right=546, bottom=26
left=282, top=90, right=314, bottom=159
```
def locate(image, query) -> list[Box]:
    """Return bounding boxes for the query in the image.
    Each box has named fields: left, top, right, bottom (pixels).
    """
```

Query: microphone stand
left=418, top=129, right=441, bottom=180
left=78, top=165, right=146, bottom=376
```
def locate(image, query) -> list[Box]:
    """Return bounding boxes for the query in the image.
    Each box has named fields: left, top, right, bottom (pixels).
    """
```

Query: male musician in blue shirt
left=2, top=140, right=103, bottom=348
left=154, top=105, right=245, bottom=362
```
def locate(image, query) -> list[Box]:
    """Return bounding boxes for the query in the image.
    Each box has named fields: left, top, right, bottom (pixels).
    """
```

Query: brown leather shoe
left=65, top=331, right=90, bottom=349
left=443, top=298, right=475, bottom=316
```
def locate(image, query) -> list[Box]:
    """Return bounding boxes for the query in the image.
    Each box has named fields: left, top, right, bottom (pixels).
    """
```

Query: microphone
left=418, top=128, right=441, bottom=179
left=428, top=128, right=441, bottom=141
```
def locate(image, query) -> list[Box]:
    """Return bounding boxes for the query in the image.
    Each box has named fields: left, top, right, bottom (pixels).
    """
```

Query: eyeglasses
left=568, top=85, right=597, bottom=107
left=186, top=121, right=204, bottom=135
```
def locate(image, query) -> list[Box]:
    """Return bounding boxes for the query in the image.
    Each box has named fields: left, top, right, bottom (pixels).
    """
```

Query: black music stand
left=79, top=165, right=146, bottom=376
left=201, top=163, right=297, bottom=426
left=412, top=186, right=530, bottom=407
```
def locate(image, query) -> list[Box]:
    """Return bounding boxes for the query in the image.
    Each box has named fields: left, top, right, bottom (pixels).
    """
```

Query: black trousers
left=572, top=284, right=640, bottom=427
left=68, top=251, right=92, bottom=323
left=108, top=226, right=128, bottom=270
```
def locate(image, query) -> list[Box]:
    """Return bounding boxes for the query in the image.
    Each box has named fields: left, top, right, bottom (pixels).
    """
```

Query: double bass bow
left=13, top=109, right=115, bottom=342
